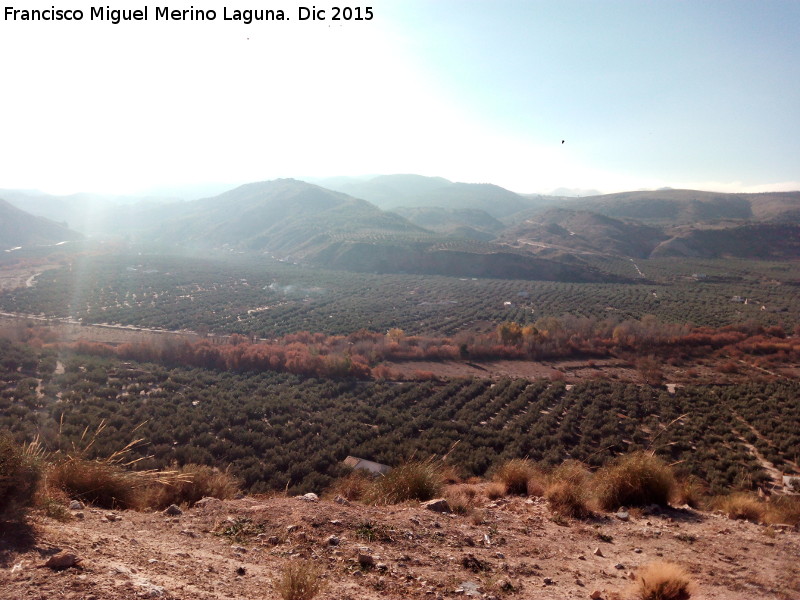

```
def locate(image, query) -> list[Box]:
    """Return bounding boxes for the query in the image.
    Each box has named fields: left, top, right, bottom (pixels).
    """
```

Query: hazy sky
left=2, top=0, right=798, bottom=196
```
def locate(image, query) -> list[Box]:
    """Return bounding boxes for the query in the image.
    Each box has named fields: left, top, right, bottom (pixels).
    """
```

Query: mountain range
left=2, top=176, right=799, bottom=278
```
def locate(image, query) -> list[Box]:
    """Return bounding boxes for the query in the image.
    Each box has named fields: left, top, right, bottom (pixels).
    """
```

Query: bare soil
left=2, top=492, right=798, bottom=600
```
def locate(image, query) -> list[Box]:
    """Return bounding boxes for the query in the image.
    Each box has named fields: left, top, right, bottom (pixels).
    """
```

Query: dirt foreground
left=2, top=491, right=798, bottom=600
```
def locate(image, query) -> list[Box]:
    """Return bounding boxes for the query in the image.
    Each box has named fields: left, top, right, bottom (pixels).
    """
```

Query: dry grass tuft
left=444, top=484, right=479, bottom=515
left=366, top=459, right=443, bottom=504
left=326, top=469, right=374, bottom=502
left=595, top=452, right=676, bottom=511
left=277, top=559, right=326, bottom=600
left=45, top=421, right=188, bottom=510
left=714, top=492, right=766, bottom=523
left=0, top=434, right=41, bottom=520
left=766, top=495, right=800, bottom=526
left=545, top=460, right=593, bottom=519
left=492, top=459, right=542, bottom=496
left=673, top=475, right=707, bottom=508
left=485, top=481, right=507, bottom=500
left=48, top=456, right=145, bottom=510
left=145, top=464, right=239, bottom=509
left=633, top=561, right=693, bottom=600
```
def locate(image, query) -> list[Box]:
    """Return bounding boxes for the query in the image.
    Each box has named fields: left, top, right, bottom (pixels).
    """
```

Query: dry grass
left=766, top=495, right=800, bottom=526
left=673, top=475, right=707, bottom=508
left=492, top=458, right=542, bottom=496
left=444, top=484, right=479, bottom=515
left=47, top=457, right=146, bottom=510
left=0, top=434, right=41, bottom=519
left=276, top=559, right=326, bottom=600
left=485, top=481, right=506, bottom=500
left=326, top=469, right=374, bottom=502
left=145, top=464, right=239, bottom=509
left=45, top=421, right=187, bottom=510
left=714, top=492, right=766, bottom=523
left=545, top=460, right=593, bottom=519
left=595, top=452, right=676, bottom=511
left=633, top=561, right=693, bottom=600
left=366, top=459, right=443, bottom=504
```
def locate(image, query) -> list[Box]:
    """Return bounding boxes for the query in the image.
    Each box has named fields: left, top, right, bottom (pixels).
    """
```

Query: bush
left=277, top=559, right=325, bottom=600
left=492, top=459, right=541, bottom=496
left=633, top=561, right=693, bottom=600
left=366, top=460, right=443, bottom=504
left=595, top=452, right=676, bottom=511
left=145, top=464, right=239, bottom=509
left=0, top=434, right=41, bottom=519
left=545, top=460, right=592, bottom=519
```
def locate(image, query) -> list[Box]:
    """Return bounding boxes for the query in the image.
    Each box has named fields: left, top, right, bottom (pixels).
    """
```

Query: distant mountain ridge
left=0, top=198, right=83, bottom=249
left=310, top=174, right=546, bottom=219
left=4, top=176, right=799, bottom=269
left=571, top=189, right=800, bottom=224
left=143, top=179, right=631, bottom=282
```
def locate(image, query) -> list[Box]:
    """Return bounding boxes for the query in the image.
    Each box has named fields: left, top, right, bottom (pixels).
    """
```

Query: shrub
left=366, top=459, right=443, bottom=504
left=277, top=559, right=325, bottom=600
left=492, top=459, right=541, bottom=495
left=715, top=493, right=765, bottom=523
left=633, top=561, right=693, bottom=600
left=0, top=434, right=41, bottom=519
left=545, top=460, right=592, bottom=519
left=595, top=452, right=676, bottom=511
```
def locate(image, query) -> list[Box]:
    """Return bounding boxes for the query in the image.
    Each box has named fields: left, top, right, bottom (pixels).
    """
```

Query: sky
left=1, top=0, right=799, bottom=196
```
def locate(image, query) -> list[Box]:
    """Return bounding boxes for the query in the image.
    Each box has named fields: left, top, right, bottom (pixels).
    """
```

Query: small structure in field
left=343, top=456, right=391, bottom=476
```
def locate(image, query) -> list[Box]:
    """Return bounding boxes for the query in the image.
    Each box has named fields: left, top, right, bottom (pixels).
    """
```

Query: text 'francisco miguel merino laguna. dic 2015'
left=4, top=6, right=375, bottom=24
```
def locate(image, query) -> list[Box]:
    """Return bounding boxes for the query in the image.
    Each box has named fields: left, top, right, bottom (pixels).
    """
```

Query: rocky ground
left=1, top=490, right=798, bottom=600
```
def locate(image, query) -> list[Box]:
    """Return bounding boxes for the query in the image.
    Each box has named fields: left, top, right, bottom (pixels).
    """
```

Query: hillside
left=150, top=179, right=431, bottom=254
left=500, top=209, right=667, bottom=258
left=0, top=198, right=83, bottom=250
left=651, top=223, right=800, bottom=259
left=390, top=207, right=505, bottom=241
left=571, top=189, right=800, bottom=224
left=4, top=490, right=798, bottom=600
